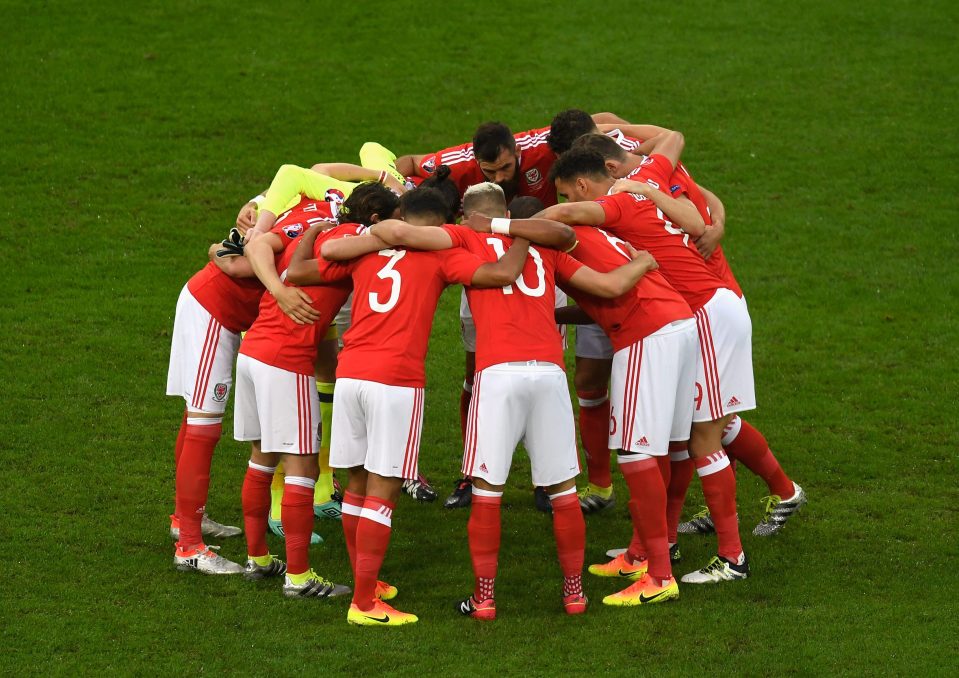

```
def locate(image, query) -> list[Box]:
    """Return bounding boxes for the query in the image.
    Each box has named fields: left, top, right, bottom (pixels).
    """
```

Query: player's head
left=548, top=109, right=599, bottom=154
left=418, top=165, right=461, bottom=222
left=571, top=133, right=631, bottom=178
left=336, top=181, right=401, bottom=226
left=400, top=187, right=451, bottom=226
left=462, top=182, right=508, bottom=218
left=548, top=148, right=613, bottom=202
left=508, top=196, right=545, bottom=219
left=473, top=122, right=520, bottom=197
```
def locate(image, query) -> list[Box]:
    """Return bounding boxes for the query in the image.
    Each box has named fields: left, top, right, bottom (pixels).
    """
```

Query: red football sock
left=551, top=492, right=585, bottom=595
left=353, top=496, right=395, bottom=611
left=625, top=499, right=646, bottom=563
left=666, top=446, right=694, bottom=544
left=723, top=417, right=793, bottom=498
left=695, top=451, right=743, bottom=562
left=468, top=491, right=501, bottom=601
left=174, top=419, right=221, bottom=549
left=241, top=462, right=275, bottom=558
left=341, top=490, right=365, bottom=572
left=281, top=479, right=315, bottom=576
left=459, top=381, right=472, bottom=446
left=578, top=390, right=612, bottom=488
left=657, top=456, right=671, bottom=485
left=173, top=410, right=188, bottom=470
left=621, top=457, right=671, bottom=582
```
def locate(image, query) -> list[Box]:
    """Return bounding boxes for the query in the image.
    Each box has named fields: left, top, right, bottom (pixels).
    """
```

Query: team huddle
left=165, top=109, right=807, bottom=626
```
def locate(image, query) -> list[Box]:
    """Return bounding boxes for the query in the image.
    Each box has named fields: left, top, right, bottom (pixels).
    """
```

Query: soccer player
left=445, top=193, right=569, bottom=513
left=366, top=182, right=661, bottom=618
left=464, top=201, right=698, bottom=606
left=572, top=132, right=806, bottom=538
left=395, top=121, right=558, bottom=205
left=288, top=186, right=531, bottom=626
left=537, top=140, right=754, bottom=583
left=231, top=208, right=355, bottom=598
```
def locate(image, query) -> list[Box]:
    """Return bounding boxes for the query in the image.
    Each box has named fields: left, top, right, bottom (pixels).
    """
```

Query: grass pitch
left=1, top=0, right=957, bottom=674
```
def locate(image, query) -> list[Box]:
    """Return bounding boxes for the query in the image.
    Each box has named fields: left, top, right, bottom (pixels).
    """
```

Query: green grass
left=1, top=0, right=957, bottom=674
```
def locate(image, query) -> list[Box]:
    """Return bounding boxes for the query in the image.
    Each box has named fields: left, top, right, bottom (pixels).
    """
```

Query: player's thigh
left=693, top=289, right=756, bottom=422
left=574, top=323, right=615, bottom=367
left=460, top=290, right=477, bottom=353
left=233, top=354, right=261, bottom=441
left=167, top=287, right=240, bottom=414
left=333, top=293, right=352, bottom=349
left=363, top=382, right=425, bottom=480
left=245, top=357, right=319, bottom=456
left=524, top=366, right=580, bottom=487
left=670, top=321, right=699, bottom=441
left=330, top=378, right=369, bottom=471
left=463, top=366, right=528, bottom=486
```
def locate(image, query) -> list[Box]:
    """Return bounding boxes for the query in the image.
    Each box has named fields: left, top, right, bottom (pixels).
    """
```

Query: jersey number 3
left=369, top=249, right=406, bottom=313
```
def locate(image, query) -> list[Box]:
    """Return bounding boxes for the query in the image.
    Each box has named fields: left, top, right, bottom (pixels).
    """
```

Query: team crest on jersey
left=422, top=157, right=436, bottom=173
left=525, top=168, right=542, bottom=185
left=640, top=156, right=655, bottom=166
left=282, top=224, right=304, bottom=239
left=212, top=383, right=228, bottom=402
left=325, top=188, right=345, bottom=205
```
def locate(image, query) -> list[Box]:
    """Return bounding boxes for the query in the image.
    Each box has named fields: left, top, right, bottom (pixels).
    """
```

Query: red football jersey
left=598, top=154, right=725, bottom=312
left=239, top=225, right=356, bottom=376
left=275, top=194, right=340, bottom=231
left=418, top=127, right=558, bottom=206
left=443, top=225, right=584, bottom=372
left=335, top=245, right=485, bottom=387
left=663, top=165, right=743, bottom=298
left=562, top=227, right=692, bottom=351
left=187, top=222, right=303, bottom=334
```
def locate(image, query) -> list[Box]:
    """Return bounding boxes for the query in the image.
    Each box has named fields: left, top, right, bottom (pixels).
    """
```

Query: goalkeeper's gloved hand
left=216, top=227, right=245, bottom=258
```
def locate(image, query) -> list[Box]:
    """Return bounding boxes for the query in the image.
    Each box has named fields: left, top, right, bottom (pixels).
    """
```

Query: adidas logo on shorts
left=727, top=396, right=741, bottom=407
left=636, top=436, right=650, bottom=447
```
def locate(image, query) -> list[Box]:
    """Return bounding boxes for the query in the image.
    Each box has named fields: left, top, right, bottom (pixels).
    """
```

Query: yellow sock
left=359, top=142, right=404, bottom=183
left=315, top=382, right=336, bottom=505
left=587, top=482, right=614, bottom=499
left=270, top=458, right=285, bottom=521
left=286, top=569, right=316, bottom=585
left=249, top=554, right=273, bottom=566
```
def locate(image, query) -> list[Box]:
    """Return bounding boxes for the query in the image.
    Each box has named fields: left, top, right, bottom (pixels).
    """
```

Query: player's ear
left=369, top=212, right=381, bottom=224
left=605, top=160, right=617, bottom=175
left=506, top=210, right=511, bottom=218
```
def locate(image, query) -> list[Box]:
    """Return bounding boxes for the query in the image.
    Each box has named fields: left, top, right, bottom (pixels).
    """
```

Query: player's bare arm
left=609, top=179, right=706, bottom=236
left=246, top=232, right=320, bottom=325
left=597, top=122, right=671, bottom=143
left=465, top=213, right=576, bottom=251
left=591, top=112, right=631, bottom=125
left=208, top=242, right=255, bottom=278
left=567, top=246, right=659, bottom=298
left=310, top=162, right=406, bottom=195
left=641, top=130, right=686, bottom=169
left=696, top=185, right=727, bottom=259
left=395, top=154, right=429, bottom=178
left=469, top=237, right=531, bottom=288
left=320, top=233, right=390, bottom=261
left=555, top=304, right=595, bottom=325
left=369, top=219, right=455, bottom=251
left=535, top=201, right=606, bottom=227
left=286, top=224, right=326, bottom=285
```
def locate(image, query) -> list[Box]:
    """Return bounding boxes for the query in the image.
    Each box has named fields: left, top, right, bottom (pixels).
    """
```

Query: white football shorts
left=334, top=292, right=352, bottom=348
left=166, top=285, right=241, bottom=414
left=330, top=378, right=424, bottom=480
left=609, top=319, right=698, bottom=459
left=233, top=354, right=319, bottom=455
left=693, top=288, right=756, bottom=422
left=462, top=362, right=579, bottom=487
left=575, top=323, right=614, bottom=360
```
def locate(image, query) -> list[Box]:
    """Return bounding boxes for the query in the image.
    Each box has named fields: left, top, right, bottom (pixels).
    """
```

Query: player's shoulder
left=437, top=141, right=475, bottom=167
left=514, top=126, right=551, bottom=150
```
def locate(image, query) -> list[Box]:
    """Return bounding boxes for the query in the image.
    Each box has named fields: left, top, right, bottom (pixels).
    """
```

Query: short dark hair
left=570, top=132, right=628, bottom=162
left=337, top=181, right=400, bottom=226
left=547, top=109, right=598, bottom=154
left=548, top=148, right=611, bottom=184
left=472, top=122, right=515, bottom=163
left=417, top=165, right=460, bottom=222
left=508, top=196, right=545, bottom=219
left=399, top=187, right=451, bottom=225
